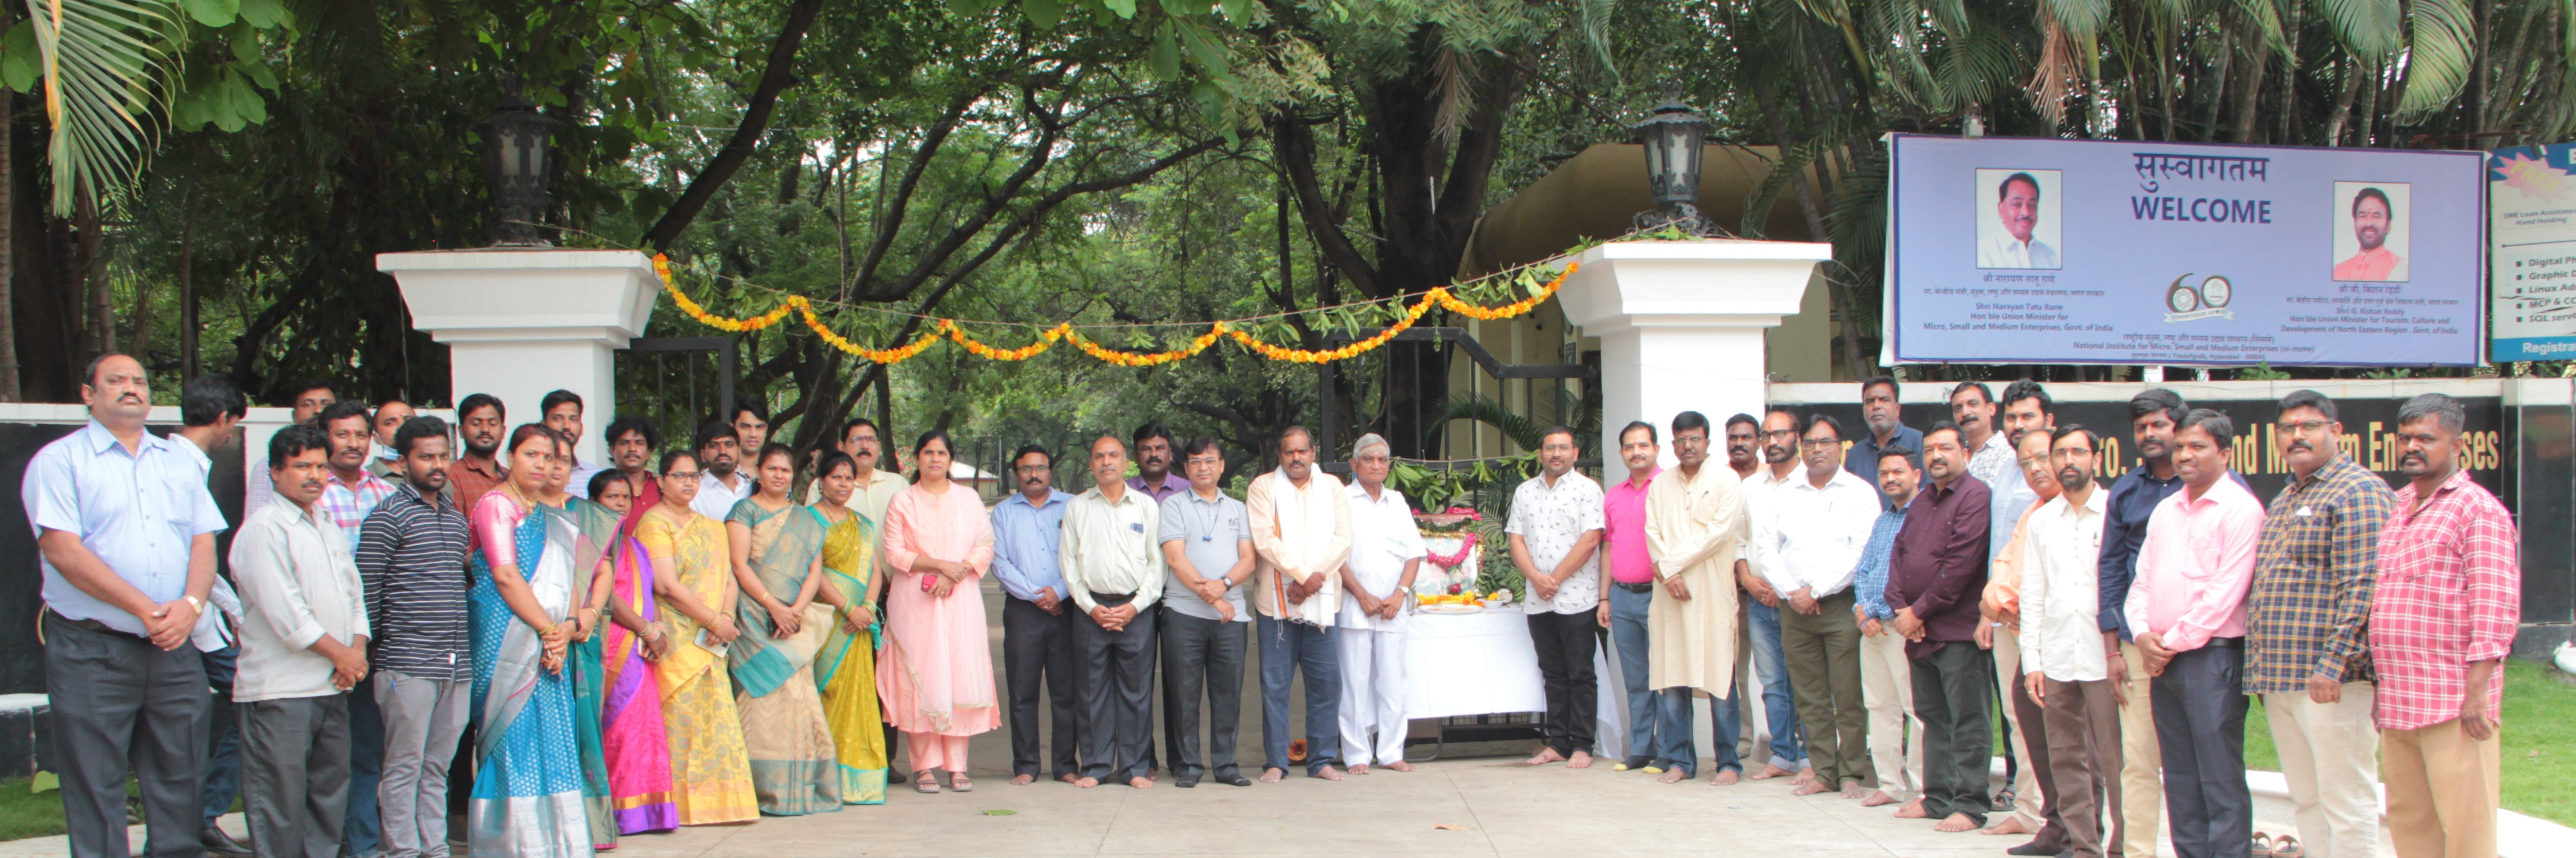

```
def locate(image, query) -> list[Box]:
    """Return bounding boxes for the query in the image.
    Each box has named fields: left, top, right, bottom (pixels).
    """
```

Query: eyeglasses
left=2275, top=420, right=2332, bottom=435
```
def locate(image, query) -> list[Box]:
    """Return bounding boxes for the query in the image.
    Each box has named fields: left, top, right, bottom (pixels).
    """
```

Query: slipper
left=2270, top=835, right=2303, bottom=858
left=914, top=771, right=941, bottom=794
left=2251, top=833, right=2274, bottom=858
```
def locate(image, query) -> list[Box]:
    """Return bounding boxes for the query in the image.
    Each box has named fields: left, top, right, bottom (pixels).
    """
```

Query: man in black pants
left=1157, top=437, right=1256, bottom=787
left=1061, top=436, right=1166, bottom=788
left=1883, top=422, right=1994, bottom=833
left=988, top=445, right=1080, bottom=785
left=1504, top=427, right=1607, bottom=768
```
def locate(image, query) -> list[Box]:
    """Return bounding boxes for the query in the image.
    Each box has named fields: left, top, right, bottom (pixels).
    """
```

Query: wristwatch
left=183, top=595, right=204, bottom=614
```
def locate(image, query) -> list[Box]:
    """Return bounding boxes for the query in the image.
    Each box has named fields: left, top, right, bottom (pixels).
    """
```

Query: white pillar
left=1555, top=239, right=1834, bottom=468
left=375, top=249, right=660, bottom=466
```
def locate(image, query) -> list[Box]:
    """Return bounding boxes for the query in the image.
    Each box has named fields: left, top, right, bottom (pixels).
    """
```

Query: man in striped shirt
left=2372, top=393, right=2519, bottom=858
left=354, top=417, right=473, bottom=858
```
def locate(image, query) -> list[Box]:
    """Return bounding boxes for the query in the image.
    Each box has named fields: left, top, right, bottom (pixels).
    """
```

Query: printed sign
left=2489, top=142, right=2576, bottom=361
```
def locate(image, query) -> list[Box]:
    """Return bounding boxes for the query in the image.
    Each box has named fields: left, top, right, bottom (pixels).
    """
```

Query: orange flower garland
left=652, top=252, right=1580, bottom=367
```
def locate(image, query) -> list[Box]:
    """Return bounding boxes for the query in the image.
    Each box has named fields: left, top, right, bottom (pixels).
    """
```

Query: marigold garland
left=650, top=253, right=1579, bottom=367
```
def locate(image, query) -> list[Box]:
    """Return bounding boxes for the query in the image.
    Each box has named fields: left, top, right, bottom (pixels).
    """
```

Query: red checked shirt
left=2368, top=468, right=2521, bottom=731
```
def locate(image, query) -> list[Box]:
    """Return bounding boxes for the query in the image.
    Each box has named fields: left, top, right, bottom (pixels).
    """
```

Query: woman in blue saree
left=467, top=424, right=595, bottom=858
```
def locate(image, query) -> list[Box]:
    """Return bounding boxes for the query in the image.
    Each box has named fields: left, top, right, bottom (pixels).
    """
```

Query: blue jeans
left=1745, top=600, right=1807, bottom=770
left=200, top=644, right=242, bottom=829
left=342, top=678, right=383, bottom=856
left=1609, top=586, right=1695, bottom=775
left=1256, top=613, right=1341, bottom=773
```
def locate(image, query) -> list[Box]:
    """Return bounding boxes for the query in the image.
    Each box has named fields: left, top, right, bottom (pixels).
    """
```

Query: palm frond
left=2394, top=0, right=2477, bottom=119
left=24, top=0, right=179, bottom=215
left=2312, top=0, right=2403, bottom=59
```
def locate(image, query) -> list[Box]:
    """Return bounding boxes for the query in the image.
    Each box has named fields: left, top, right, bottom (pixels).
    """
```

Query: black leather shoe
left=1176, top=776, right=1200, bottom=788
left=2006, top=840, right=2064, bottom=856
left=202, top=826, right=254, bottom=858
left=1217, top=771, right=1253, bottom=787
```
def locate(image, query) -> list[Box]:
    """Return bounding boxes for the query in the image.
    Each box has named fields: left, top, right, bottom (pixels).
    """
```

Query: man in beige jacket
left=1644, top=411, right=1749, bottom=784
left=1245, top=425, right=1352, bottom=783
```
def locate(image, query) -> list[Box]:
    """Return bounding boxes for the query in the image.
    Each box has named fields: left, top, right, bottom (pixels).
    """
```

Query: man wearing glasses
left=1755, top=414, right=1882, bottom=799
left=1735, top=409, right=1814, bottom=786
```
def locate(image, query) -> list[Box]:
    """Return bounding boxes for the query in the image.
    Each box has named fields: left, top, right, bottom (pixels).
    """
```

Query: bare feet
left=1386, top=761, right=1415, bottom=772
left=1010, top=773, right=1035, bottom=786
left=1349, top=763, right=1370, bottom=775
left=1894, top=798, right=1929, bottom=818
left=1311, top=766, right=1345, bottom=781
left=1259, top=768, right=1285, bottom=784
left=1073, top=776, right=1099, bottom=788
left=1709, top=769, right=1741, bottom=786
left=1751, top=762, right=1797, bottom=780
left=1839, top=781, right=1867, bottom=800
left=1523, top=747, right=1567, bottom=766
left=1980, top=817, right=2036, bottom=836
left=1655, top=768, right=1690, bottom=784
left=1861, top=790, right=1901, bottom=807
left=1057, top=773, right=1081, bottom=785
left=1128, top=776, right=1154, bottom=789
left=1934, top=812, right=1980, bottom=833
left=1791, top=766, right=1819, bottom=788
left=1567, top=751, right=1594, bottom=769
left=1790, top=780, right=1831, bottom=796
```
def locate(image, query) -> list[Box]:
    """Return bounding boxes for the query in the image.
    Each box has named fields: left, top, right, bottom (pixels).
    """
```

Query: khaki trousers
left=2043, top=677, right=2125, bottom=858
left=1993, top=630, right=2046, bottom=830
left=1859, top=627, right=1923, bottom=797
left=2117, top=641, right=2162, bottom=858
left=2261, top=684, right=2380, bottom=858
left=2382, top=719, right=2500, bottom=858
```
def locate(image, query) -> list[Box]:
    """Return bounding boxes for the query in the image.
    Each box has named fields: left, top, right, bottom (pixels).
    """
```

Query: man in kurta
left=1337, top=434, right=1427, bottom=775
left=1245, top=426, right=1352, bottom=783
left=1644, top=411, right=1747, bottom=785
left=1059, top=436, right=1165, bottom=789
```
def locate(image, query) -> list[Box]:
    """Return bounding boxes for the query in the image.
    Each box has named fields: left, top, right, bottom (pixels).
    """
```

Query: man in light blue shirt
left=1158, top=436, right=1254, bottom=787
left=1852, top=445, right=1923, bottom=808
left=27, top=352, right=229, bottom=858
left=989, top=444, right=1076, bottom=785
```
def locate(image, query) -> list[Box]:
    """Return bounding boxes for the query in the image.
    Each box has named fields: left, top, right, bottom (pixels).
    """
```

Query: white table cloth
left=1401, top=606, right=1622, bottom=756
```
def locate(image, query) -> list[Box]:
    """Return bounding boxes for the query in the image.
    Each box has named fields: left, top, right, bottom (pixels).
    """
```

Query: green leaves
left=178, top=0, right=236, bottom=27
left=2396, top=0, right=2477, bottom=120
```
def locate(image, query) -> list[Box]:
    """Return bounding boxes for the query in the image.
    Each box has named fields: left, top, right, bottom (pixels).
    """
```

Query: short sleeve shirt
left=1506, top=471, right=1607, bottom=614
left=26, top=420, right=230, bottom=635
left=1160, top=490, right=1252, bottom=623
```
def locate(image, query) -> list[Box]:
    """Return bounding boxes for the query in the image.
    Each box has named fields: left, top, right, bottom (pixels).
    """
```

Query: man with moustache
left=2247, top=391, right=2394, bottom=858
left=247, top=378, right=340, bottom=516
left=1846, top=377, right=1923, bottom=497
left=1947, top=382, right=2018, bottom=818
left=175, top=375, right=255, bottom=857
left=2373, top=393, right=2519, bottom=858
left=1060, top=436, right=1166, bottom=789
left=232, top=424, right=370, bottom=858
left=603, top=416, right=663, bottom=510
left=2019, top=425, right=2120, bottom=858
left=1159, top=437, right=1255, bottom=788
left=367, top=399, right=413, bottom=480
left=1852, top=446, right=1927, bottom=809
left=690, top=418, right=751, bottom=520
left=1646, top=411, right=1749, bottom=785
left=1725, top=414, right=1762, bottom=481
left=2126, top=410, right=2261, bottom=858
left=1508, top=427, right=1607, bottom=769
left=811, top=419, right=909, bottom=522
left=354, top=418, right=472, bottom=858
left=1607, top=421, right=1697, bottom=783
left=1884, top=422, right=1990, bottom=833
left=32, top=354, right=230, bottom=858
left=1759, top=414, right=1880, bottom=799
left=2096, top=389, right=2188, bottom=857
left=311, top=400, right=396, bottom=857
left=1335, top=434, right=1427, bottom=776
left=988, top=445, right=1078, bottom=786
left=1978, top=381, right=2064, bottom=849
left=1245, top=426, right=1352, bottom=783
left=539, top=390, right=606, bottom=498
left=1737, top=409, right=1812, bottom=784
left=1978, top=172, right=2059, bottom=269
left=2331, top=187, right=2406, bottom=281
left=447, top=393, right=509, bottom=514
left=1127, top=423, right=1189, bottom=503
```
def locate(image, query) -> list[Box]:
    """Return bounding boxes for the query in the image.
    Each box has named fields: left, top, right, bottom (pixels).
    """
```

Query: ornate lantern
left=473, top=94, right=562, bottom=246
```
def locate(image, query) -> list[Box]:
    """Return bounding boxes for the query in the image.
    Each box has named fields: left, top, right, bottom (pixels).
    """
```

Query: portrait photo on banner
left=1974, top=167, right=2064, bottom=271
left=2330, top=180, right=2412, bottom=282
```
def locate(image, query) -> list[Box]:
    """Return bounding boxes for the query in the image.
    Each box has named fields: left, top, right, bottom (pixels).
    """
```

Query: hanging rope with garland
left=651, top=253, right=1578, bottom=367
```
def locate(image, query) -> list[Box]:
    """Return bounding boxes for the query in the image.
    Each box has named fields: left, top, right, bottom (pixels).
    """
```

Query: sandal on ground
left=950, top=771, right=975, bottom=792
left=914, top=770, right=941, bottom=794
left=2269, top=835, right=2303, bottom=858
left=2251, top=833, right=2274, bottom=858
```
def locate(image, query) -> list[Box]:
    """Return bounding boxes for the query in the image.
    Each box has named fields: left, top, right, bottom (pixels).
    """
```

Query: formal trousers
left=1159, top=610, right=1247, bottom=779
left=1743, top=599, right=1808, bottom=770
left=44, top=613, right=209, bottom=858
left=1993, top=628, right=2067, bottom=849
left=1336, top=625, right=1408, bottom=767
left=2150, top=641, right=2249, bottom=858
left=2042, top=677, right=2126, bottom=858
left=240, top=694, right=353, bottom=858
left=1073, top=600, right=1158, bottom=783
left=199, top=643, right=245, bottom=833
left=1859, top=626, right=1923, bottom=798
left=1002, top=596, right=1080, bottom=779
left=1526, top=609, right=1599, bottom=758
left=342, top=678, right=383, bottom=857
left=1256, top=613, right=1341, bottom=773
left=2382, top=717, right=2500, bottom=858
left=374, top=669, right=472, bottom=858
left=1609, top=586, right=1695, bottom=775
left=1908, top=641, right=1993, bottom=826
left=1778, top=592, right=1870, bottom=787
left=2262, top=684, right=2380, bottom=858
left=2117, top=640, right=2164, bottom=858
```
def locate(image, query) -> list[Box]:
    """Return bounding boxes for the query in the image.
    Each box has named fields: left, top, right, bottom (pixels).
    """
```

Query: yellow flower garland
left=650, top=254, right=1577, bottom=367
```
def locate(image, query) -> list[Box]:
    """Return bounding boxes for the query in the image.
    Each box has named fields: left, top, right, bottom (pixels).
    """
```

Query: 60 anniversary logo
left=2164, top=273, right=2236, bottom=322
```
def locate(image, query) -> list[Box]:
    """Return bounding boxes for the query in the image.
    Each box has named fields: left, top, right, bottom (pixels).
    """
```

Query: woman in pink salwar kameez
left=875, top=430, right=999, bottom=794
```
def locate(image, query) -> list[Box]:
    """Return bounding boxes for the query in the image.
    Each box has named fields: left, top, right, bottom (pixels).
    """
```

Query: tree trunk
left=639, top=0, right=826, bottom=251
left=0, top=88, right=16, bottom=401
left=2324, top=55, right=2363, bottom=146
left=2234, top=40, right=2268, bottom=142
left=77, top=195, right=108, bottom=356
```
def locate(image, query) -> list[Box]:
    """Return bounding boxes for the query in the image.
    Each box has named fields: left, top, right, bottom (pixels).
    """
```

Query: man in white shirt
left=175, top=374, right=254, bottom=857
left=1760, top=414, right=1883, bottom=798
left=1507, top=427, right=1606, bottom=768
left=230, top=425, right=371, bottom=858
left=1060, top=436, right=1165, bottom=789
left=539, top=390, right=606, bottom=498
left=1336, top=434, right=1427, bottom=775
left=689, top=419, right=750, bottom=520
left=2019, top=425, right=2120, bottom=858
left=1739, top=408, right=1813, bottom=784
left=1246, top=426, right=1352, bottom=782
left=1978, top=172, right=2059, bottom=268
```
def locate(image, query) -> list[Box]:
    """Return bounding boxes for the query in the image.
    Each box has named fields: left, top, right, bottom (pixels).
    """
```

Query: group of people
left=1585, top=378, right=2516, bottom=858
left=24, top=351, right=2522, bottom=858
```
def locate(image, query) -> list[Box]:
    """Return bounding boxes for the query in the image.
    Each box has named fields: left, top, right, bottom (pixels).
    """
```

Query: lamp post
left=1631, top=82, right=1713, bottom=235
left=474, top=93, right=562, bottom=247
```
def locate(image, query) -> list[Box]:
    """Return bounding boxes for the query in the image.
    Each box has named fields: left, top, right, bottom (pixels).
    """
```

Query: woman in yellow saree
left=725, top=444, right=841, bottom=815
left=810, top=451, right=890, bottom=804
left=635, top=450, right=759, bottom=825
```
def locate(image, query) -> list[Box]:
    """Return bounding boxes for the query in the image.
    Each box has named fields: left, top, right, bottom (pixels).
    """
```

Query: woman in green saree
left=538, top=436, right=620, bottom=850
left=810, top=451, right=891, bottom=804
left=725, top=443, right=842, bottom=815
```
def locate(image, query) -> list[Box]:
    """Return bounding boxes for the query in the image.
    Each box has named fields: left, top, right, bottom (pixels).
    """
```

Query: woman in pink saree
left=584, top=468, right=679, bottom=835
left=875, top=430, right=999, bottom=794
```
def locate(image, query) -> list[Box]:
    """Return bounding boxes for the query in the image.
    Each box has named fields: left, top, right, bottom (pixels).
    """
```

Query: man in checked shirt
left=2247, top=391, right=2393, bottom=858
left=2371, top=393, right=2519, bottom=858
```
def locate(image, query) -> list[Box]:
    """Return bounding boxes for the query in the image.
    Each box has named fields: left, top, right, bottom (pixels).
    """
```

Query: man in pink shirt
left=1605, top=420, right=1694, bottom=782
left=2123, top=409, right=2262, bottom=858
